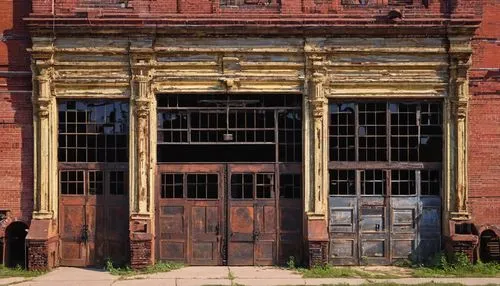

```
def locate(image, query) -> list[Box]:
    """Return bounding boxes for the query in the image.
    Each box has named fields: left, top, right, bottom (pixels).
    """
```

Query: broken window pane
left=329, top=103, right=356, bottom=161
left=58, top=100, right=129, bottom=163
left=256, top=173, right=274, bottom=198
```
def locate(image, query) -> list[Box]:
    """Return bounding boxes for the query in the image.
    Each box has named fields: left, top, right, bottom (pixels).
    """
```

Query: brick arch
left=477, top=224, right=500, bottom=238
left=0, top=217, right=30, bottom=238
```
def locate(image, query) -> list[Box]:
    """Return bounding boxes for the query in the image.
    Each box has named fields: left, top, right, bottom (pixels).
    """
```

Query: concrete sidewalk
left=6, top=266, right=500, bottom=286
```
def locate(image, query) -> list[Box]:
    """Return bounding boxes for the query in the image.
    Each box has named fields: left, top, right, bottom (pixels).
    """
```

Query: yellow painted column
left=33, top=69, right=54, bottom=220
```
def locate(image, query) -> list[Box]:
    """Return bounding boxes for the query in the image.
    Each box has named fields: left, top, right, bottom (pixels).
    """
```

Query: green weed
left=0, top=264, right=45, bottom=278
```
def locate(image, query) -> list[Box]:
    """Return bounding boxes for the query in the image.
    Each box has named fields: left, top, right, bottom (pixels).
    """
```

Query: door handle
left=253, top=231, right=260, bottom=241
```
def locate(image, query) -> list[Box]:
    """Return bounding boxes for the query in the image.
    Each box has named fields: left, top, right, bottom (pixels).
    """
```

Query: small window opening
left=361, top=170, right=385, bottom=195
left=161, top=174, right=183, bottom=199
left=231, top=173, right=253, bottom=199
left=280, top=174, right=301, bottom=199
left=330, top=170, right=356, bottom=195
left=187, top=174, right=218, bottom=199
left=391, top=170, right=416, bottom=196
left=88, top=171, right=104, bottom=195
left=256, top=173, right=274, bottom=198
left=60, top=171, right=85, bottom=195
left=110, top=171, right=126, bottom=195
left=421, top=170, right=441, bottom=196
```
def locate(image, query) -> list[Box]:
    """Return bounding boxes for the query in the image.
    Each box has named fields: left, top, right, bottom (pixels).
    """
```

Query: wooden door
left=59, top=169, right=128, bottom=267
left=156, top=164, right=224, bottom=265
left=227, top=164, right=277, bottom=266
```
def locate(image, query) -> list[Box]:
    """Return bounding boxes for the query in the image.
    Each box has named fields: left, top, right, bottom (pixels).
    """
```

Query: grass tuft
left=298, top=265, right=400, bottom=279
left=412, top=253, right=500, bottom=278
left=0, top=265, right=45, bottom=278
left=105, top=260, right=183, bottom=277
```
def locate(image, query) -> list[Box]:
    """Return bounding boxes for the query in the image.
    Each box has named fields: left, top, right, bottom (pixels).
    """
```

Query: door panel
left=190, top=204, right=220, bottom=265
left=329, top=196, right=357, bottom=265
left=254, top=204, right=276, bottom=265
left=228, top=203, right=255, bottom=265
left=60, top=199, right=86, bottom=266
left=227, top=164, right=277, bottom=266
left=156, top=164, right=223, bottom=265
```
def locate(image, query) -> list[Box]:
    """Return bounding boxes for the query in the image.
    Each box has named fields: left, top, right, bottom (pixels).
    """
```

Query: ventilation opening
left=5, top=222, right=28, bottom=268
left=480, top=230, right=500, bottom=263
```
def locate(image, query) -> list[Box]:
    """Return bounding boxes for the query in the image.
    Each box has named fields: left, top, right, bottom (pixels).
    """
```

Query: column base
left=129, top=216, right=153, bottom=269
left=130, top=233, right=153, bottom=269
left=306, top=216, right=329, bottom=267
left=445, top=220, right=479, bottom=263
left=26, top=219, right=58, bottom=271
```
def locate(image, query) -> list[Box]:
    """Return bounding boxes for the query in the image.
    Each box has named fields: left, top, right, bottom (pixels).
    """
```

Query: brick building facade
left=0, top=0, right=498, bottom=269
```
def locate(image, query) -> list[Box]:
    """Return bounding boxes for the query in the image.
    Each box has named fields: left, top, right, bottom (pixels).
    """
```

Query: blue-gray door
left=329, top=169, right=441, bottom=265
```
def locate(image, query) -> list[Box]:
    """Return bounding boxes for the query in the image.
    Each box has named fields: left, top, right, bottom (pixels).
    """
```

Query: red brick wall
left=0, top=0, right=33, bottom=223
left=29, top=0, right=477, bottom=17
left=468, top=0, right=500, bottom=229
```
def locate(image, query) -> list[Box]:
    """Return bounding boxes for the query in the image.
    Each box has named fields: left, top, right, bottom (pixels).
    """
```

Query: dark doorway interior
left=480, top=230, right=500, bottom=263
left=5, top=222, right=28, bottom=268
left=0, top=238, right=4, bottom=265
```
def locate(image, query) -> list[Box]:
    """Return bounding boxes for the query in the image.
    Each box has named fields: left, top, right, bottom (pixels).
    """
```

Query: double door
left=329, top=169, right=441, bottom=265
left=156, top=163, right=302, bottom=266
left=59, top=169, right=129, bottom=266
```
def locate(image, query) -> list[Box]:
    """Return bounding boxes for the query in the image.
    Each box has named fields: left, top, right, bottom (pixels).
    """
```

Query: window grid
left=187, top=174, right=218, bottom=199
left=88, top=171, right=104, bottom=195
left=421, top=170, right=441, bottom=196
left=256, top=173, right=274, bottom=198
left=330, top=170, right=356, bottom=195
left=60, top=170, right=85, bottom=195
left=110, top=171, right=126, bottom=195
left=278, top=110, right=302, bottom=162
left=58, top=101, right=129, bottom=163
left=329, top=103, right=356, bottom=161
left=361, top=170, right=386, bottom=195
left=231, top=173, right=254, bottom=199
left=358, top=103, right=387, bottom=161
left=279, top=174, right=301, bottom=199
left=161, top=173, right=184, bottom=199
left=391, top=170, right=416, bottom=196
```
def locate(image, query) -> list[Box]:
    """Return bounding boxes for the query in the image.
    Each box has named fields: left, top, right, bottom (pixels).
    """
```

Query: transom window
left=58, top=100, right=129, bottom=163
left=160, top=173, right=219, bottom=199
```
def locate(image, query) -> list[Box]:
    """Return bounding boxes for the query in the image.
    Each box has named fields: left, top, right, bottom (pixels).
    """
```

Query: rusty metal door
left=59, top=170, right=129, bottom=267
left=227, top=164, right=277, bottom=266
left=156, top=164, right=224, bottom=265
left=329, top=169, right=441, bottom=265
